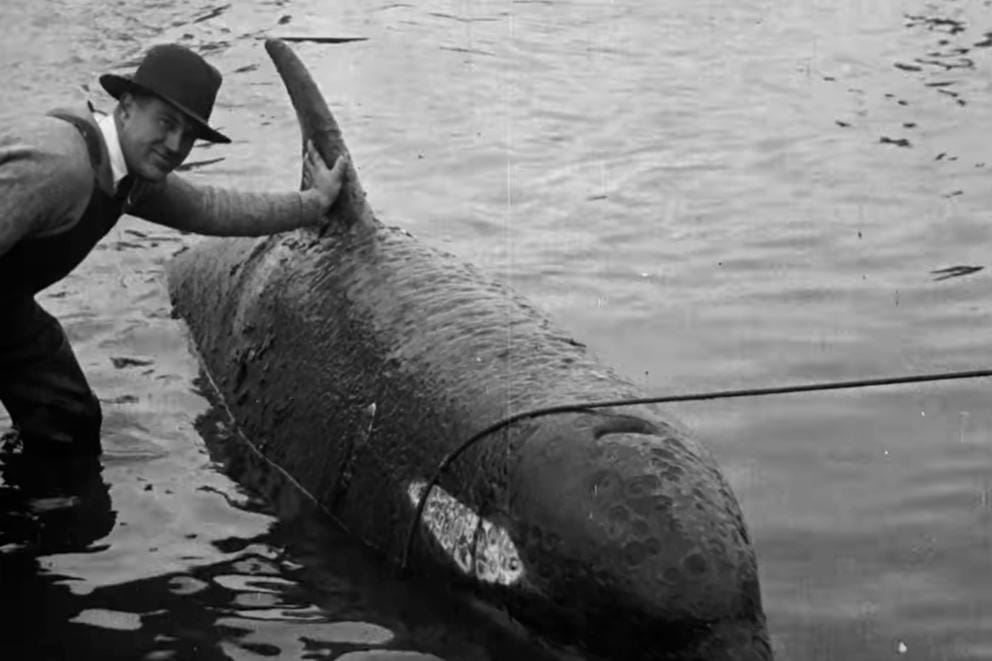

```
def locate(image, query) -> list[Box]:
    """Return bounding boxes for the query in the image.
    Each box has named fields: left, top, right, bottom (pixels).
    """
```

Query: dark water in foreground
left=3, top=0, right=992, bottom=659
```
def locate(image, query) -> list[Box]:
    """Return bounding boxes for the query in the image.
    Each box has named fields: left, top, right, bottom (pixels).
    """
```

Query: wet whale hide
left=167, top=39, right=772, bottom=661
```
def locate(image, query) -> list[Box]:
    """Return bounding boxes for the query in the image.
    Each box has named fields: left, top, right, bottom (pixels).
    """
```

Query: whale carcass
left=167, top=39, right=772, bottom=661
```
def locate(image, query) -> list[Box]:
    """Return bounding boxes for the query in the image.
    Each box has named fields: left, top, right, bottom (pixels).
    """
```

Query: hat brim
left=100, top=73, right=231, bottom=144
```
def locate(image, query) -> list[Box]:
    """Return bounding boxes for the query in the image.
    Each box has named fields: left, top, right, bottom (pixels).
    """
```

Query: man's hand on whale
left=302, top=138, right=348, bottom=223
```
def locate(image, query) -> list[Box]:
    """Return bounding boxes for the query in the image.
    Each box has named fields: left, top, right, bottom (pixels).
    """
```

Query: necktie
left=114, top=175, right=134, bottom=207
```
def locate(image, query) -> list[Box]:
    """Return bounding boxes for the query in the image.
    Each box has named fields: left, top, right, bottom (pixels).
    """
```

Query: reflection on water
left=930, top=264, right=983, bottom=281
left=0, top=452, right=114, bottom=555
left=1, top=539, right=409, bottom=660
left=0, top=396, right=566, bottom=661
left=191, top=383, right=574, bottom=661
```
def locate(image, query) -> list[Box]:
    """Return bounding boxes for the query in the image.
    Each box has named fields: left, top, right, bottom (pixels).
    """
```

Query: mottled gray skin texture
left=166, top=40, right=772, bottom=661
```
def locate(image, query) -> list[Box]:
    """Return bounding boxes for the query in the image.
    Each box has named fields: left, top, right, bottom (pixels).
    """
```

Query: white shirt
left=96, top=111, right=129, bottom=191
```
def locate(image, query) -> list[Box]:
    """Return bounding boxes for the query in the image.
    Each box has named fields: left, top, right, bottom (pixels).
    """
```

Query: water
left=2, top=0, right=992, bottom=659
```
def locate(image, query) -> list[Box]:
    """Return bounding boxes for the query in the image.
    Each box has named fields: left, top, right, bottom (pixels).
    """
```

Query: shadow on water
left=0, top=374, right=581, bottom=661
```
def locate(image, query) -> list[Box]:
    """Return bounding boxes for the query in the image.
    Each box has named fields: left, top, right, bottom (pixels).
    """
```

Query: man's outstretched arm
left=133, top=141, right=347, bottom=236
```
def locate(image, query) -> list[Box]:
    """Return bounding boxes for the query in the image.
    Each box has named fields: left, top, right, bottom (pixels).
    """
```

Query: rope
left=399, top=368, right=992, bottom=574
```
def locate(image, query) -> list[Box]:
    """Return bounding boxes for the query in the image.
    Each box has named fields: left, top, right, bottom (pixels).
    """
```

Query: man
left=0, top=43, right=348, bottom=458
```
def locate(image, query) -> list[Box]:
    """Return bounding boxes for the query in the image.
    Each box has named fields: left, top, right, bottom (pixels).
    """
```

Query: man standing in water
left=0, top=44, right=347, bottom=459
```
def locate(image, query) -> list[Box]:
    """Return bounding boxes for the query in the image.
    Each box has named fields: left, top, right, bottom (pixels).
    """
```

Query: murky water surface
left=2, top=0, right=992, bottom=659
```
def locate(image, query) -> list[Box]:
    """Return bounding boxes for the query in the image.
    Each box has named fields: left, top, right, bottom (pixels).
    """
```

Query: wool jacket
left=0, top=105, right=324, bottom=295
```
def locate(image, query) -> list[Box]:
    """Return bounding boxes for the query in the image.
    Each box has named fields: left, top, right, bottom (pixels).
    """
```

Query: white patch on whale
left=407, top=481, right=524, bottom=586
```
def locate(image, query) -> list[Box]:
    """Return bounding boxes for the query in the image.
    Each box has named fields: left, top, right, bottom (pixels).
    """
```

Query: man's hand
left=303, top=139, right=348, bottom=214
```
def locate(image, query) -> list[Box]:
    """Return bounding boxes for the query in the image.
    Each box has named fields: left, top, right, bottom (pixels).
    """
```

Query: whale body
left=167, top=39, right=773, bottom=661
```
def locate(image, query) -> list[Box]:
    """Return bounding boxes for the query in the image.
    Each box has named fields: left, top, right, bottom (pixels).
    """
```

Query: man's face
left=117, top=93, right=198, bottom=181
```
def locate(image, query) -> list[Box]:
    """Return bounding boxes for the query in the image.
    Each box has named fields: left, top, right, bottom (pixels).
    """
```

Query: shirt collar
left=96, top=111, right=129, bottom=190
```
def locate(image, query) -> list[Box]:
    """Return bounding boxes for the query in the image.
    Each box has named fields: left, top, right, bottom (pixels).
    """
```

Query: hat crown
left=131, top=44, right=222, bottom=122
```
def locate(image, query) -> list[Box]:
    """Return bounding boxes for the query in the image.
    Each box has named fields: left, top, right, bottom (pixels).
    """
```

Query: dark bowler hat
left=100, top=44, right=231, bottom=144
